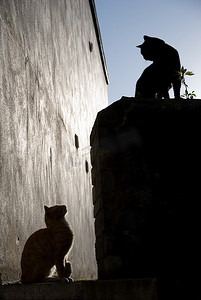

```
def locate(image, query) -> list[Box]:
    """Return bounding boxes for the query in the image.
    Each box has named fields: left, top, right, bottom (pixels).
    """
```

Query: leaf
left=185, top=71, right=194, bottom=76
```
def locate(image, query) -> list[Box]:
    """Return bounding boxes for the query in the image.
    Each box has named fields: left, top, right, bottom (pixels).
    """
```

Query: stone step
left=0, top=278, right=157, bottom=300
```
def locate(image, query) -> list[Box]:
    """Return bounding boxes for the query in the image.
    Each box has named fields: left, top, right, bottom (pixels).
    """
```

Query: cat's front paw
left=64, top=261, right=72, bottom=278
left=68, top=277, right=74, bottom=283
left=60, top=277, right=73, bottom=283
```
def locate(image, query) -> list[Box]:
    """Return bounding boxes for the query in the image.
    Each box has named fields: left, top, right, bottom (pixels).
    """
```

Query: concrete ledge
left=0, top=278, right=157, bottom=300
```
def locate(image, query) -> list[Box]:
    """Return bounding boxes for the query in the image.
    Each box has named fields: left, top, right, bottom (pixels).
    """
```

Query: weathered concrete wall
left=0, top=0, right=108, bottom=282
left=91, top=97, right=201, bottom=298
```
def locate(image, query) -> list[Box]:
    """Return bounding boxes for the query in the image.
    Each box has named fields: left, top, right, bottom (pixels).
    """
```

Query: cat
left=135, top=35, right=181, bottom=99
left=21, top=205, right=74, bottom=284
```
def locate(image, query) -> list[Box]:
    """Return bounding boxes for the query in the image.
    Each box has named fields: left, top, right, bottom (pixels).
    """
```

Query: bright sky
left=95, top=0, right=201, bottom=104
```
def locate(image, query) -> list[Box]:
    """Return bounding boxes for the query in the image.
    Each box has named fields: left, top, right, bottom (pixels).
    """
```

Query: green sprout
left=178, top=66, right=196, bottom=99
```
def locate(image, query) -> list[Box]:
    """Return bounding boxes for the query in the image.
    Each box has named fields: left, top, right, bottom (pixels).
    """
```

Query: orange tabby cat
left=21, top=205, right=74, bottom=283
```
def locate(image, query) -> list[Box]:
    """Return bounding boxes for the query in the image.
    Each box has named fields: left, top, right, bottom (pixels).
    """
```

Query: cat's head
left=137, top=35, right=165, bottom=61
left=44, top=205, right=67, bottom=219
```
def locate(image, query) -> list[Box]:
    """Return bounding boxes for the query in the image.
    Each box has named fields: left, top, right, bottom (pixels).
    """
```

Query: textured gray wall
left=0, top=0, right=108, bottom=282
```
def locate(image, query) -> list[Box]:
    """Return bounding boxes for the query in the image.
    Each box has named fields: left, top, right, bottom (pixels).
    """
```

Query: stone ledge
left=0, top=278, right=157, bottom=300
left=92, top=97, right=201, bottom=132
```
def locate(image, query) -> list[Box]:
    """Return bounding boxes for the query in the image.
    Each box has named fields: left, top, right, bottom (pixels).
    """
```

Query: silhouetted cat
left=135, top=35, right=181, bottom=99
left=21, top=205, right=74, bottom=283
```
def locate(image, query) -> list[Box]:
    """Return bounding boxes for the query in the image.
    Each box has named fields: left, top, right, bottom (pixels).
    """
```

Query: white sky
left=95, top=0, right=201, bottom=104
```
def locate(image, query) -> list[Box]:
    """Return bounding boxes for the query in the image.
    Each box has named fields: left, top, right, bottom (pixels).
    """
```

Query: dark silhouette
left=135, top=35, right=181, bottom=99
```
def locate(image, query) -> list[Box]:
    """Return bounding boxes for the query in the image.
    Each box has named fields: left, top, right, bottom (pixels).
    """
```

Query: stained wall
left=0, top=0, right=108, bottom=282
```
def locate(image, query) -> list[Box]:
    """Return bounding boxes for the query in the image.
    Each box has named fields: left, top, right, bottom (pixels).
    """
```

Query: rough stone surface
left=0, top=278, right=157, bottom=300
left=0, top=0, right=108, bottom=282
left=90, top=97, right=201, bottom=298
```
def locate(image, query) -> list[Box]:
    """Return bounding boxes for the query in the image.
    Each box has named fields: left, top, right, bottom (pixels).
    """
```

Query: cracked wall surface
left=0, top=0, right=108, bottom=282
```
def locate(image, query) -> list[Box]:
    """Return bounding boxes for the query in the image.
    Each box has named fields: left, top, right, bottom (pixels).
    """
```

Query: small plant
left=178, top=66, right=196, bottom=99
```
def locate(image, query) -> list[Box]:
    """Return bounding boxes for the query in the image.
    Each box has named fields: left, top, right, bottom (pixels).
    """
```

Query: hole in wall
left=85, top=160, right=89, bottom=173
left=89, top=41, right=93, bottom=52
left=75, top=134, right=79, bottom=149
left=16, top=236, right=20, bottom=245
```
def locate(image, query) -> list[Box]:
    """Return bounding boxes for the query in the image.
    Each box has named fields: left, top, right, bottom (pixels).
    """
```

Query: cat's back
left=21, top=228, right=53, bottom=259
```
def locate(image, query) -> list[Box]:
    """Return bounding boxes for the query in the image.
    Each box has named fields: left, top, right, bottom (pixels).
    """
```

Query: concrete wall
left=91, top=97, right=201, bottom=298
left=0, top=0, right=108, bottom=282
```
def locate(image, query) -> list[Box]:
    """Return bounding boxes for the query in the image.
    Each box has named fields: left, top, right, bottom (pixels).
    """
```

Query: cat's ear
left=44, top=205, right=50, bottom=213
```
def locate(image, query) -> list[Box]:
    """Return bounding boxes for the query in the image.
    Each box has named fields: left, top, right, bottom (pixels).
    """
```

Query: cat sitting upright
left=135, top=35, right=181, bottom=99
left=21, top=205, right=74, bottom=284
